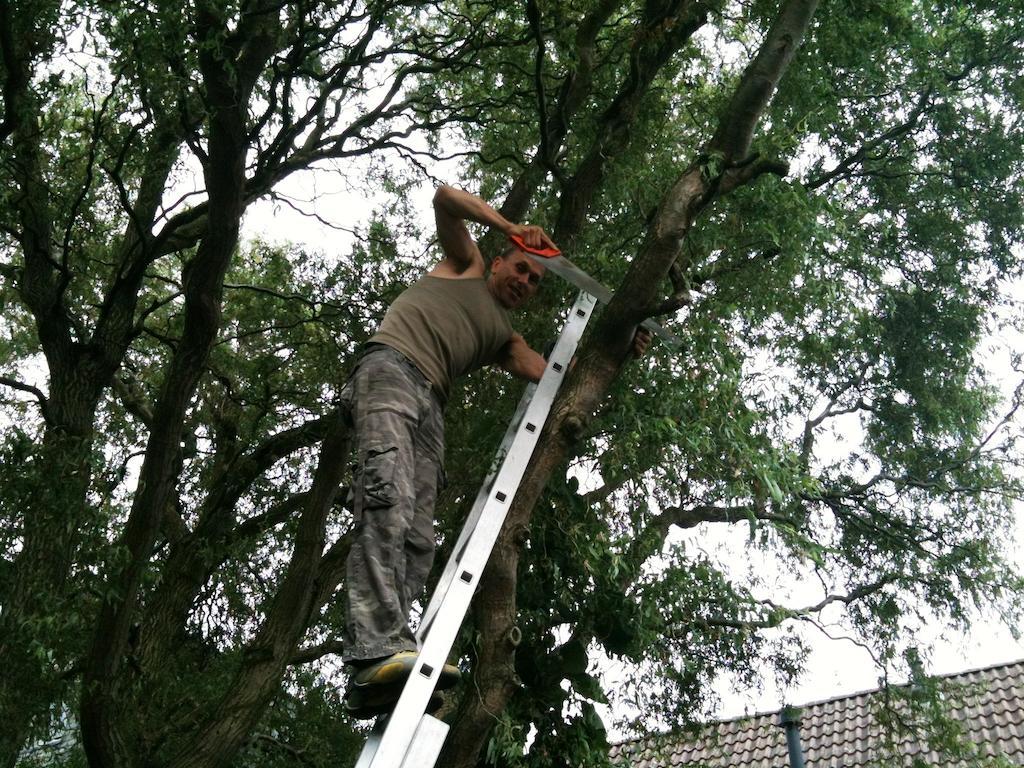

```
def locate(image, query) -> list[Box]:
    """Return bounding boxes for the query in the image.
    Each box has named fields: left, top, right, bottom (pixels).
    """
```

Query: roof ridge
left=778, top=655, right=1024, bottom=711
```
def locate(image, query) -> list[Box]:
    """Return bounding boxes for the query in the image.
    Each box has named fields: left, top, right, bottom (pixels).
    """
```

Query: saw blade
left=508, top=235, right=681, bottom=348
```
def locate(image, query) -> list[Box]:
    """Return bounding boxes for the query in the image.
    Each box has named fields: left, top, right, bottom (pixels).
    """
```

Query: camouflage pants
left=340, top=346, right=445, bottom=663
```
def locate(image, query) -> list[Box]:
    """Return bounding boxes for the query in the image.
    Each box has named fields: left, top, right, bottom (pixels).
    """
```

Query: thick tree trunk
left=78, top=4, right=289, bottom=764
left=0, top=424, right=96, bottom=767
left=0, top=4, right=106, bottom=757
left=0, top=0, right=188, bottom=755
left=443, top=321, right=647, bottom=766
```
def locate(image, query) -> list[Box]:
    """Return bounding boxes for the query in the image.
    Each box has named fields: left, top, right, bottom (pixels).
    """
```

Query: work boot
left=348, top=650, right=461, bottom=690
left=344, top=685, right=444, bottom=721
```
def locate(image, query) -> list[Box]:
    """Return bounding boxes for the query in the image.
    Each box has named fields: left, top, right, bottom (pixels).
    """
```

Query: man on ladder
left=340, top=185, right=650, bottom=718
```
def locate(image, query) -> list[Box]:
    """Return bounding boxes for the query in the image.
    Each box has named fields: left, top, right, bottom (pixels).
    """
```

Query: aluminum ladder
left=354, top=290, right=598, bottom=768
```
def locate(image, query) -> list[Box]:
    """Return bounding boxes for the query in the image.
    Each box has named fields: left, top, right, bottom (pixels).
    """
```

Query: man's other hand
left=632, top=327, right=652, bottom=358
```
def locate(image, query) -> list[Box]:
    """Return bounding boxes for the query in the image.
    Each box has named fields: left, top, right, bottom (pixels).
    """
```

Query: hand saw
left=508, top=234, right=681, bottom=348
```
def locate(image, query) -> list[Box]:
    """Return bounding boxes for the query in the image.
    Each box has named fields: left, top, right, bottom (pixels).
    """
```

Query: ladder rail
left=416, top=380, right=537, bottom=640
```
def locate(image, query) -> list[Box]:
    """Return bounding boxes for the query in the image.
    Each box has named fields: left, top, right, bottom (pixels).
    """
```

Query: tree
left=1, top=1, right=1022, bottom=767
left=0, top=1, right=513, bottom=764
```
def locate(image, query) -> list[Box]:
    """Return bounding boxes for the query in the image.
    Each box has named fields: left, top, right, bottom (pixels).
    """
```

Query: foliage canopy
left=1, top=0, right=1022, bottom=766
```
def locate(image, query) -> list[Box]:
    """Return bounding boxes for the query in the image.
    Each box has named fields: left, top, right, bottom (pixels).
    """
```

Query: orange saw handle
left=508, top=233, right=561, bottom=258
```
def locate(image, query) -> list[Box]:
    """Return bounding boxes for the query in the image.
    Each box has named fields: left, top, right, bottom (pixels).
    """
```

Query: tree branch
left=700, top=575, right=900, bottom=630
left=166, top=412, right=352, bottom=768
left=553, top=0, right=712, bottom=252
left=112, top=375, right=155, bottom=428
left=477, top=0, right=623, bottom=260
left=718, top=155, right=790, bottom=195
left=290, top=639, right=345, bottom=666
left=524, top=0, right=564, bottom=183
left=806, top=88, right=933, bottom=191
left=0, top=375, right=49, bottom=420
left=646, top=289, right=693, bottom=318
left=707, top=0, right=820, bottom=162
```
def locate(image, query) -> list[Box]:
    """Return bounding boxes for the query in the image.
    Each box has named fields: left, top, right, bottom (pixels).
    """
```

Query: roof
left=610, top=659, right=1024, bottom=767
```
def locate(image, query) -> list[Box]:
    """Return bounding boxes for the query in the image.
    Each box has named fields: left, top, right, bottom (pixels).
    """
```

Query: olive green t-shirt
left=368, top=276, right=513, bottom=402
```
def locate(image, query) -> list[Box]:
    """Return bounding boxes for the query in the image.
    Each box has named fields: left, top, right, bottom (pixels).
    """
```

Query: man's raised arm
left=433, top=185, right=556, bottom=275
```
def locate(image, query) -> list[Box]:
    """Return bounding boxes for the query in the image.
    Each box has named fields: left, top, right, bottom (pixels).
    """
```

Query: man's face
left=488, top=249, right=545, bottom=309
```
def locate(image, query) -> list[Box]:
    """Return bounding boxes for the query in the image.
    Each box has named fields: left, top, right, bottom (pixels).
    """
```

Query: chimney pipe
left=778, top=705, right=806, bottom=768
